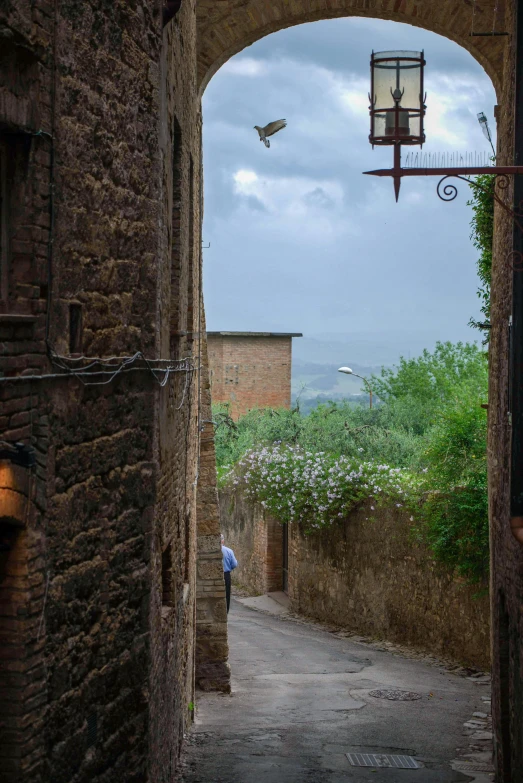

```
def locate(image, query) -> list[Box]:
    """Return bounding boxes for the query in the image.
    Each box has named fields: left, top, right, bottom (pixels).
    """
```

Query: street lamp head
left=369, top=50, right=426, bottom=148
left=338, top=367, right=353, bottom=375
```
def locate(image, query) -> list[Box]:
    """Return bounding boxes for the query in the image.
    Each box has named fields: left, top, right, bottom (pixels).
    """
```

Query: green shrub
left=215, top=342, right=489, bottom=583
left=410, top=381, right=489, bottom=582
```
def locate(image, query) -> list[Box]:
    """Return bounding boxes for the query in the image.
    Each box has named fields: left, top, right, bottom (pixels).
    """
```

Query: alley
left=182, top=599, right=492, bottom=783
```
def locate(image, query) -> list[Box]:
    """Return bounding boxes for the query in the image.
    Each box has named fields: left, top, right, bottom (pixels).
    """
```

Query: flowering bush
left=225, top=444, right=412, bottom=533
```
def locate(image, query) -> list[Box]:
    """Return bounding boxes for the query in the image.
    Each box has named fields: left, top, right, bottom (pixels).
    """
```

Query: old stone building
left=0, top=1, right=227, bottom=781
left=207, top=331, right=302, bottom=420
left=0, top=0, right=522, bottom=781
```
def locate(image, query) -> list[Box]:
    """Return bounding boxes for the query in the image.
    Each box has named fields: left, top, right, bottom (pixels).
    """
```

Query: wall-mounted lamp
left=0, top=442, right=36, bottom=469
left=369, top=50, right=426, bottom=199
left=364, top=51, right=523, bottom=201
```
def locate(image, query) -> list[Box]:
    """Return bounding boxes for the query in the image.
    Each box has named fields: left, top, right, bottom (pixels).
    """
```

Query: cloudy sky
left=202, top=17, right=496, bottom=356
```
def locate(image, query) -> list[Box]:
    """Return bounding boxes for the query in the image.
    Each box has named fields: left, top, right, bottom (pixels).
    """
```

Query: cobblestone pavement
left=181, top=599, right=493, bottom=783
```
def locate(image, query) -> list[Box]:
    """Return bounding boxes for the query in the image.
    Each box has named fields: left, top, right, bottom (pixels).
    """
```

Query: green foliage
left=213, top=405, right=303, bottom=472
left=370, top=341, right=487, bottom=413
left=409, top=381, right=489, bottom=582
left=216, top=342, right=489, bottom=584
left=467, top=174, right=495, bottom=335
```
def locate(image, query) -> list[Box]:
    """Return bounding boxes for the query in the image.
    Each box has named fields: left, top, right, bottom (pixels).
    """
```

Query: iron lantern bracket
left=363, top=161, right=523, bottom=226
left=363, top=161, right=523, bottom=273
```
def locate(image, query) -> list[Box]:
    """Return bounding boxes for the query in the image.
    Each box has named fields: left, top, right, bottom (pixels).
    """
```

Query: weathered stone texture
left=1, top=0, right=521, bottom=779
left=196, top=0, right=507, bottom=95
left=195, top=311, right=230, bottom=693
left=0, top=0, right=219, bottom=780
left=221, top=488, right=491, bottom=671
left=486, top=2, right=523, bottom=780
left=220, top=490, right=284, bottom=595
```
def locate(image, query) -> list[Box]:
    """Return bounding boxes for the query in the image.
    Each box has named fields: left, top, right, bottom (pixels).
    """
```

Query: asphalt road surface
left=181, top=598, right=492, bottom=783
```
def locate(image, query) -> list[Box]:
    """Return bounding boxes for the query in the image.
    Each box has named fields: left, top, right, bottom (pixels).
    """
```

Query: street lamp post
left=338, top=367, right=373, bottom=409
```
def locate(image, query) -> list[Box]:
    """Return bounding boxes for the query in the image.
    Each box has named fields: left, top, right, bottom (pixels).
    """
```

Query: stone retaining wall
left=220, top=488, right=490, bottom=671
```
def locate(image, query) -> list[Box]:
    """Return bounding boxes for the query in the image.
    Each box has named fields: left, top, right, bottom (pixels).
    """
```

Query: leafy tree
left=412, top=380, right=489, bottom=582
left=214, top=342, right=489, bottom=583
left=370, top=341, right=486, bottom=404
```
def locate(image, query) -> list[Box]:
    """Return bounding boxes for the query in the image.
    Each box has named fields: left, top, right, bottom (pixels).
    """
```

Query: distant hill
left=291, top=330, right=480, bottom=405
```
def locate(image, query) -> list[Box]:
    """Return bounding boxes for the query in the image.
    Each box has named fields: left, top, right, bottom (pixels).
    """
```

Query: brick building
left=207, top=331, right=302, bottom=420
left=0, top=0, right=521, bottom=781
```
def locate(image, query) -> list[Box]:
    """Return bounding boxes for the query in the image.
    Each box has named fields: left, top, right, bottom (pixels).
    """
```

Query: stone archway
left=196, top=0, right=506, bottom=96
left=0, top=462, right=46, bottom=781
left=195, top=3, right=519, bottom=780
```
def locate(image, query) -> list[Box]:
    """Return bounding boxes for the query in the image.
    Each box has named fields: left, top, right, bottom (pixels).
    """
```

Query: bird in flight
left=254, top=119, right=287, bottom=148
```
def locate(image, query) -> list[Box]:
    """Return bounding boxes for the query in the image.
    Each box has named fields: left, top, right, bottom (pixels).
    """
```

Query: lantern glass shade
left=370, top=50, right=425, bottom=146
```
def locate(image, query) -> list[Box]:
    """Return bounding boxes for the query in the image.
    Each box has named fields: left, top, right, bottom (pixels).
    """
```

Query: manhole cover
left=346, top=753, right=419, bottom=769
left=368, top=689, right=422, bottom=701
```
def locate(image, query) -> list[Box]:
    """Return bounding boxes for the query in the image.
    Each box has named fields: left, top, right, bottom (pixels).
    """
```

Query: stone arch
left=196, top=0, right=506, bottom=96
left=0, top=463, right=45, bottom=781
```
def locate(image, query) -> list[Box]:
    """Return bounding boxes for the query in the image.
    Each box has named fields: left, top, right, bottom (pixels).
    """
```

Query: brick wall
left=207, top=333, right=297, bottom=420
left=196, top=0, right=506, bottom=95
left=486, top=2, right=523, bottom=779
left=220, top=487, right=491, bottom=671
left=0, top=1, right=228, bottom=782
left=195, top=309, right=230, bottom=692
left=219, top=489, right=283, bottom=595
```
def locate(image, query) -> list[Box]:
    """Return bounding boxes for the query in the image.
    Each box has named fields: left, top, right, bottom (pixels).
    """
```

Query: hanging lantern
left=369, top=51, right=426, bottom=147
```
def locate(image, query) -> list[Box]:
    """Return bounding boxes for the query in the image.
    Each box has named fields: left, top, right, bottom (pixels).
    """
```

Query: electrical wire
left=0, top=354, right=197, bottom=386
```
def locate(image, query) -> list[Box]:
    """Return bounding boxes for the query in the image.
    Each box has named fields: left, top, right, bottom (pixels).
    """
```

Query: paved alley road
left=181, top=600, right=491, bottom=783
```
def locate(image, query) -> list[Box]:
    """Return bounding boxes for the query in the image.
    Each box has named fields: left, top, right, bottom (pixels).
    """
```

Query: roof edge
left=207, top=331, right=303, bottom=338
